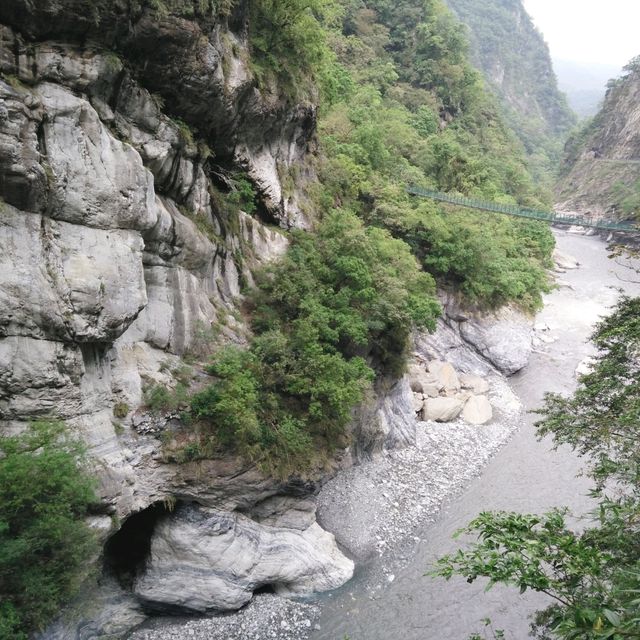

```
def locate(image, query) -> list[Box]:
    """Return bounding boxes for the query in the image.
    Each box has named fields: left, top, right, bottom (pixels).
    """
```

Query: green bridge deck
left=407, top=186, right=638, bottom=233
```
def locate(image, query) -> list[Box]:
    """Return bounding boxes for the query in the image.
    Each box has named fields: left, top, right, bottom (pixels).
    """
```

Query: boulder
left=427, top=360, right=461, bottom=392
left=412, top=393, right=425, bottom=413
left=422, top=397, right=464, bottom=422
left=575, top=356, right=596, bottom=378
left=459, top=373, right=490, bottom=394
left=134, top=504, right=354, bottom=613
left=553, top=248, right=580, bottom=271
left=457, top=306, right=533, bottom=376
left=407, top=363, right=438, bottom=395
left=462, top=395, right=493, bottom=425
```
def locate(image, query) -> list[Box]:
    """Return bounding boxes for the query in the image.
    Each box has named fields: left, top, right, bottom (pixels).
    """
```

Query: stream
left=310, top=231, right=640, bottom=640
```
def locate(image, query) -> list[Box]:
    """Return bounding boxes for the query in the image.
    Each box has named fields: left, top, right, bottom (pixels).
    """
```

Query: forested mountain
left=556, top=57, right=640, bottom=219
left=444, top=0, right=575, bottom=186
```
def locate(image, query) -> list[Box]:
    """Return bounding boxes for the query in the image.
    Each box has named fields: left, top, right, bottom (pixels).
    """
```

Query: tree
left=0, top=421, right=97, bottom=638
left=434, top=297, right=640, bottom=639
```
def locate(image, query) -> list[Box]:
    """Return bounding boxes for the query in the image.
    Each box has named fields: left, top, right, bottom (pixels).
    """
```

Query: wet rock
left=462, top=395, right=493, bottom=425
left=553, top=248, right=580, bottom=271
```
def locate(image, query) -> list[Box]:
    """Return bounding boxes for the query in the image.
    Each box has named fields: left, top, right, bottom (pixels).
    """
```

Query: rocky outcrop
left=0, top=3, right=316, bottom=227
left=556, top=61, right=640, bottom=219
left=417, top=295, right=534, bottom=376
left=0, top=8, right=356, bottom=634
left=134, top=503, right=353, bottom=613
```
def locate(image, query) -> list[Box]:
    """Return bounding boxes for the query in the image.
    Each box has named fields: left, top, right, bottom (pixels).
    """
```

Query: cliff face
left=556, top=61, right=640, bottom=219
left=0, top=3, right=365, bottom=632
left=445, top=0, right=575, bottom=176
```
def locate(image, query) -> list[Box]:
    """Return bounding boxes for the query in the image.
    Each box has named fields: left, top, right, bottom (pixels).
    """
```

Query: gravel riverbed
left=127, top=373, right=523, bottom=640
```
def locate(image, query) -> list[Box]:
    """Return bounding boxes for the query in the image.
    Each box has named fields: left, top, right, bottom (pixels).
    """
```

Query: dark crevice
left=102, top=501, right=173, bottom=590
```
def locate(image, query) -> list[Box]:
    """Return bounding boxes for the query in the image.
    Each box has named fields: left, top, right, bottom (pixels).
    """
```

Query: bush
left=0, top=421, right=97, bottom=638
left=191, top=211, right=440, bottom=473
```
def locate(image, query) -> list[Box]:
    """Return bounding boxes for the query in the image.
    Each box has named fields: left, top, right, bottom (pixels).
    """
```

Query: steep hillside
left=556, top=57, right=640, bottom=219
left=445, top=0, right=575, bottom=183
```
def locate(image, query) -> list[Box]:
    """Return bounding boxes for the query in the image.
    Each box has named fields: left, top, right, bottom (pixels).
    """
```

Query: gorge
left=0, top=1, right=639, bottom=639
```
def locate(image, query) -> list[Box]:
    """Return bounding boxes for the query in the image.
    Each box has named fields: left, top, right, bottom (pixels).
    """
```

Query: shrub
left=191, top=211, right=440, bottom=473
left=113, top=402, right=129, bottom=419
left=0, top=421, right=97, bottom=638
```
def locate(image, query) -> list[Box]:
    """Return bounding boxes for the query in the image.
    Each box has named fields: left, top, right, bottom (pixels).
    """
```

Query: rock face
left=556, top=63, right=640, bottom=219
left=134, top=504, right=354, bottom=613
left=418, top=295, right=534, bottom=376
left=0, top=6, right=359, bottom=634
left=457, top=305, right=533, bottom=376
left=446, top=0, right=575, bottom=168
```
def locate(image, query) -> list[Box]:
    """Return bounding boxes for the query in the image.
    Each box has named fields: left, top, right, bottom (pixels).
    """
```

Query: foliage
left=536, top=297, right=640, bottom=488
left=248, top=0, right=345, bottom=100
left=226, top=173, right=258, bottom=215
left=0, top=421, right=97, bottom=638
left=191, top=210, right=440, bottom=473
left=445, top=0, right=576, bottom=186
left=434, top=297, right=640, bottom=639
left=612, top=179, right=640, bottom=218
left=144, top=382, right=190, bottom=413
left=314, top=0, right=554, bottom=310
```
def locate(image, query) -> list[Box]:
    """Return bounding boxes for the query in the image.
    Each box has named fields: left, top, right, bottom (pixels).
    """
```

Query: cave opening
left=103, top=502, right=172, bottom=589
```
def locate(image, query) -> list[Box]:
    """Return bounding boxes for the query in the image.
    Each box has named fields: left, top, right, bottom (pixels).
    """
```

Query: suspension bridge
left=406, top=186, right=638, bottom=232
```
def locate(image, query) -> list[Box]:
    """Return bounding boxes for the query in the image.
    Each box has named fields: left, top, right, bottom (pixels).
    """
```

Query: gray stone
left=428, top=360, right=461, bottom=392
left=134, top=504, right=354, bottom=613
left=459, top=373, right=490, bottom=394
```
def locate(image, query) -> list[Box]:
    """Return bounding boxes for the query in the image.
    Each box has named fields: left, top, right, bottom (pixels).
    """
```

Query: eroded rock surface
left=134, top=504, right=354, bottom=613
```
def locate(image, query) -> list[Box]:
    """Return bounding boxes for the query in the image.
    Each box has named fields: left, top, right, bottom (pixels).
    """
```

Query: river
left=310, top=231, right=640, bottom=640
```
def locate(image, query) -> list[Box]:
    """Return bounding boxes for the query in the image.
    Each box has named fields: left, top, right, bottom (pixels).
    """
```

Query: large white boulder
left=134, top=504, right=354, bottom=613
left=459, top=373, right=490, bottom=394
left=422, top=396, right=464, bottom=422
left=428, top=360, right=461, bottom=392
left=462, top=395, right=493, bottom=425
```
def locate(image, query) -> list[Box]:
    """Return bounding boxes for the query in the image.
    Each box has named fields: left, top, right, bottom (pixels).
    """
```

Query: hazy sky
left=523, top=0, right=640, bottom=66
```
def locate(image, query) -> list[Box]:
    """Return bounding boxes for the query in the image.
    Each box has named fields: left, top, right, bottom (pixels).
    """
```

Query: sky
left=522, top=0, right=640, bottom=67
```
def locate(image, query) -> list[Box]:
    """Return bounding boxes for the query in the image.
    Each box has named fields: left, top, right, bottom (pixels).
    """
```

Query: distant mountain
left=445, top=0, right=576, bottom=186
left=553, top=59, right=621, bottom=119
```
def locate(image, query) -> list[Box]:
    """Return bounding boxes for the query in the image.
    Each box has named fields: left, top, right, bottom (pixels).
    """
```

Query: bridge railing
left=406, top=186, right=637, bottom=232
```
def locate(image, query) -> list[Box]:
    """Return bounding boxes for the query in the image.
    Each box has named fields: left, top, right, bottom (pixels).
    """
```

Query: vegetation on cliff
left=445, top=0, right=576, bottom=188
left=312, top=0, right=554, bottom=309
left=0, top=422, right=97, bottom=639
left=557, top=56, right=640, bottom=219
left=435, top=297, right=640, bottom=639
left=191, top=211, right=439, bottom=473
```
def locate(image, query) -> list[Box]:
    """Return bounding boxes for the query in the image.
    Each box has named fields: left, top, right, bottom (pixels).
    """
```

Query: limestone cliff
left=0, top=2, right=360, bottom=634
left=556, top=59, right=640, bottom=219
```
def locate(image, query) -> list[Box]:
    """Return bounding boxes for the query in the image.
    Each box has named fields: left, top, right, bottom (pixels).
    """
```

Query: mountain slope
left=556, top=57, right=640, bottom=219
left=445, top=0, right=575, bottom=184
